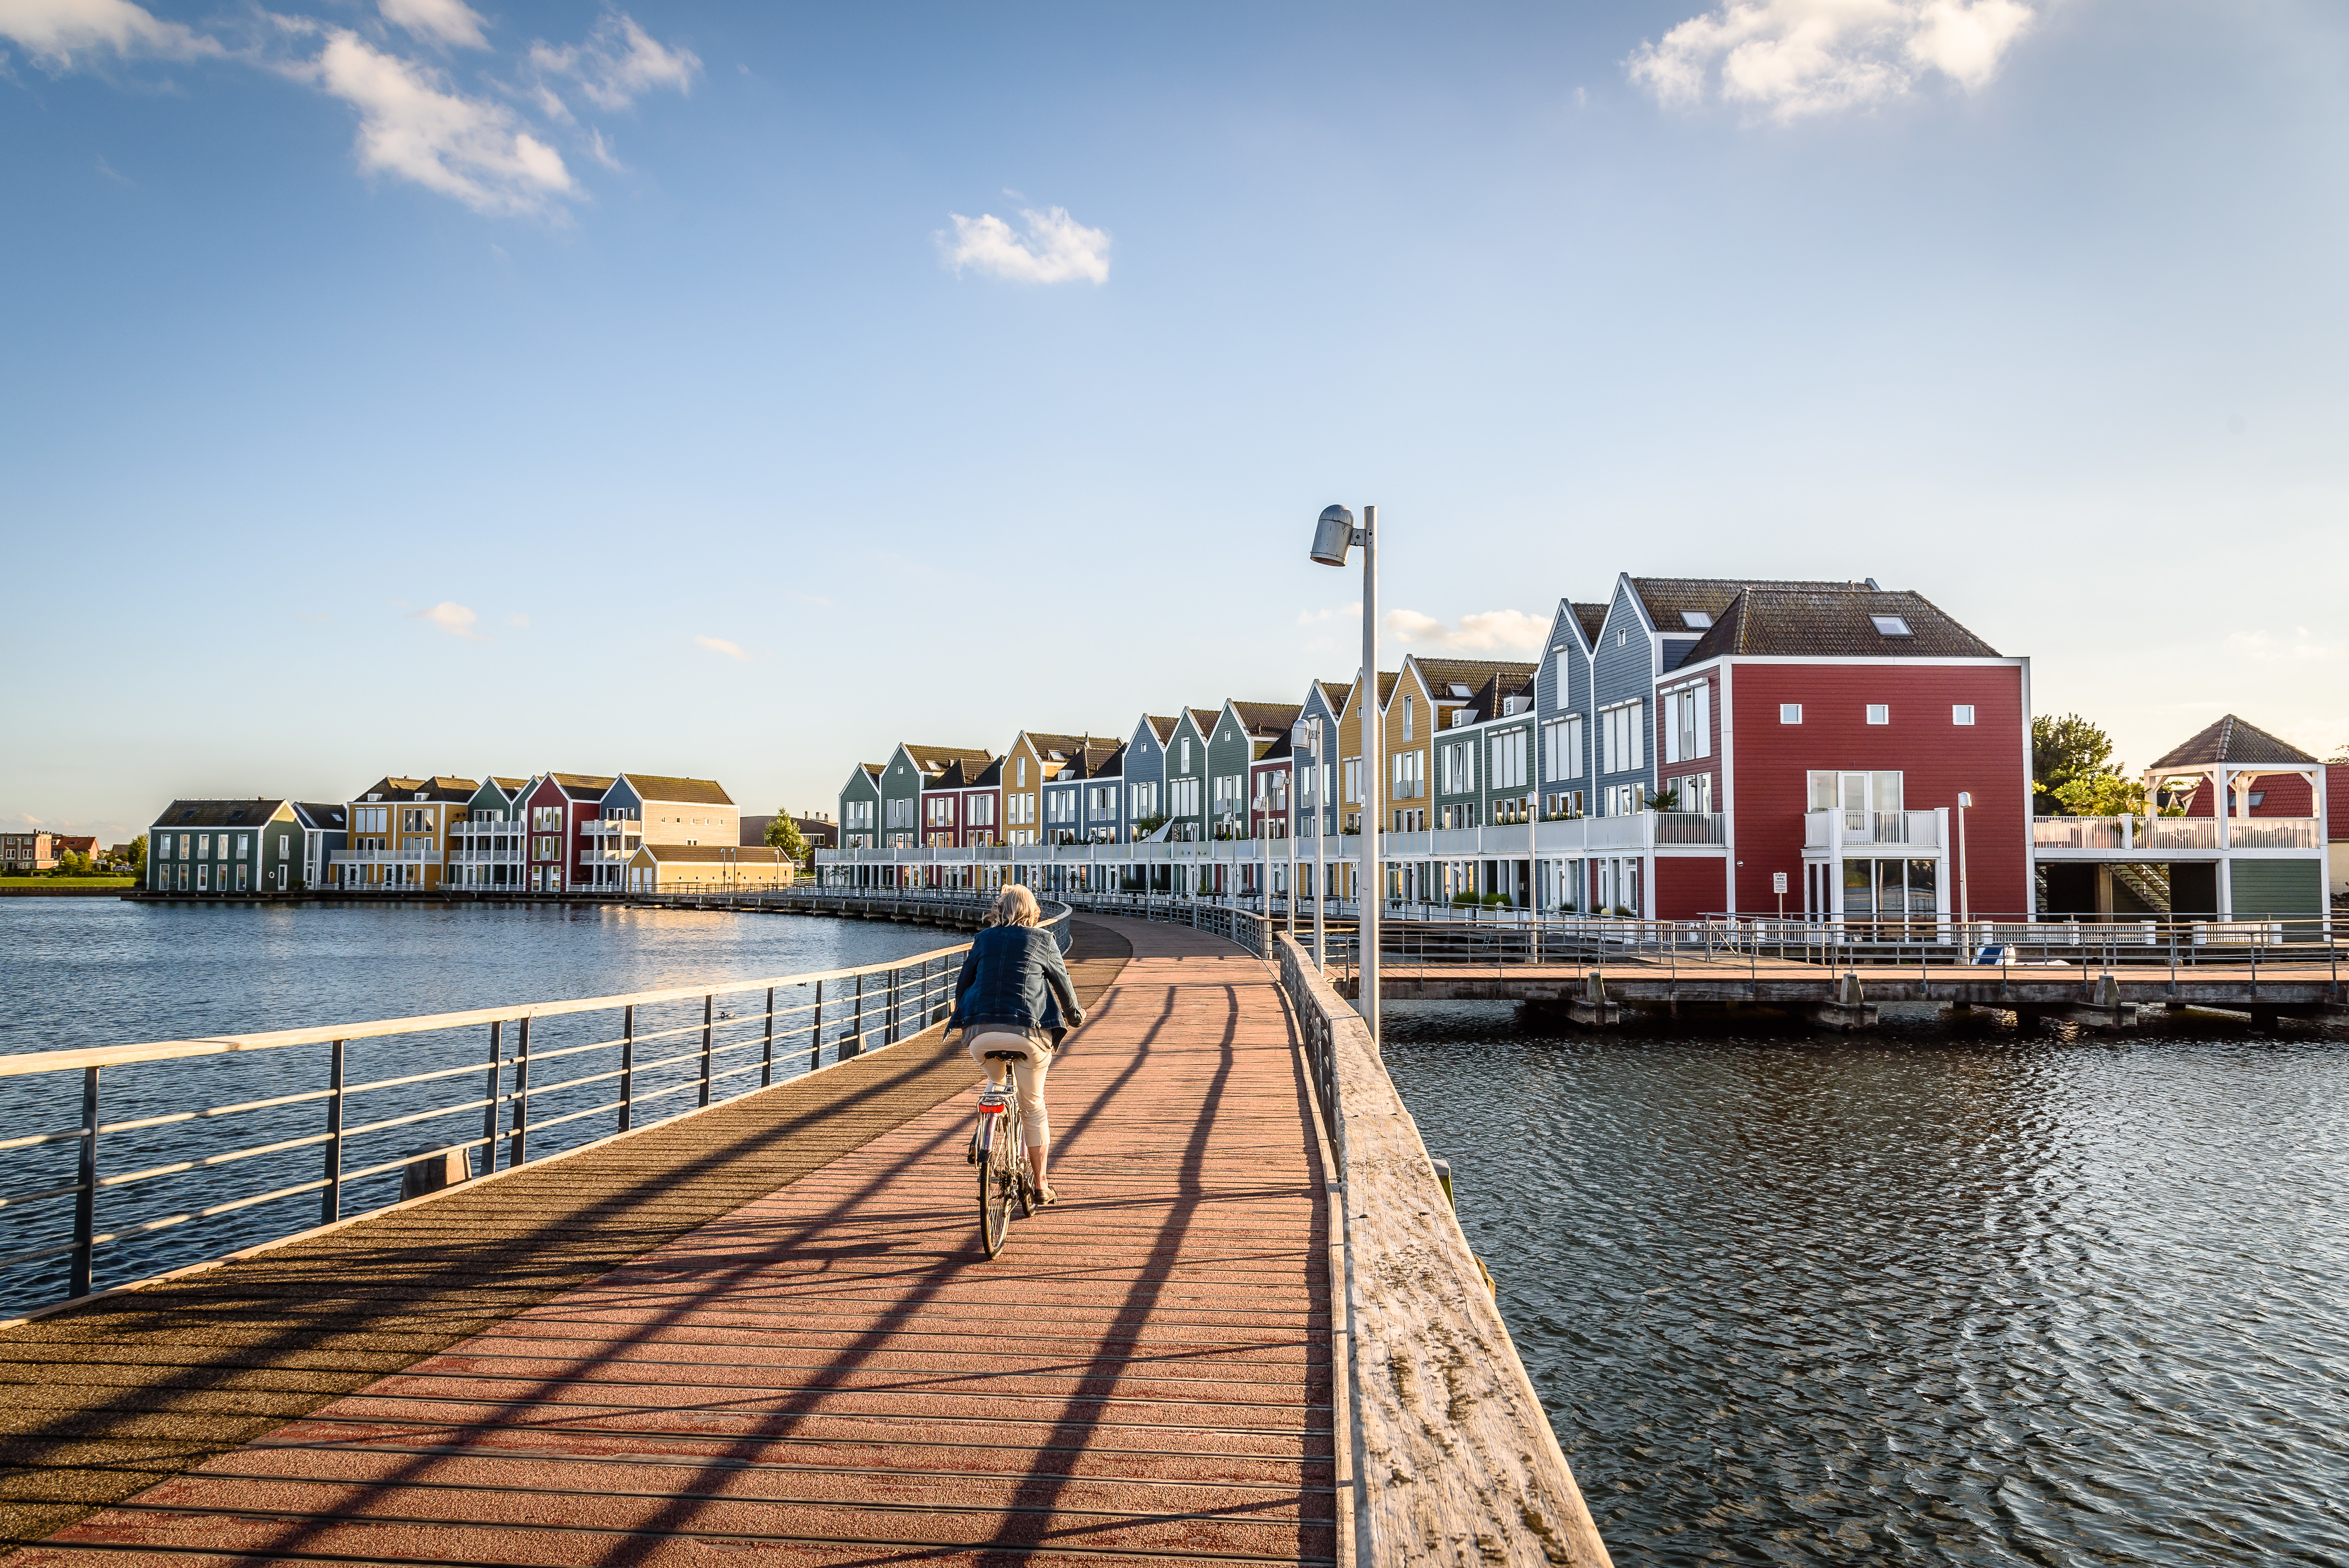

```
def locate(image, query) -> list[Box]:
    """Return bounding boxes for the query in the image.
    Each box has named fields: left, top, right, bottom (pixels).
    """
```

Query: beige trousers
left=965, top=1029, right=1052, bottom=1146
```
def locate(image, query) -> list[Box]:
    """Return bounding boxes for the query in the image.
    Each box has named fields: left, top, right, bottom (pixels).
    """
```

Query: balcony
left=581, top=819, right=638, bottom=838
left=2030, top=815, right=2311, bottom=852
left=330, top=848, right=434, bottom=865
left=1805, top=810, right=1942, bottom=850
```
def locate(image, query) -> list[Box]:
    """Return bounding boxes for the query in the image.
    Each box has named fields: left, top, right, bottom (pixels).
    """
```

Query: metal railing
left=0, top=902, right=1068, bottom=1322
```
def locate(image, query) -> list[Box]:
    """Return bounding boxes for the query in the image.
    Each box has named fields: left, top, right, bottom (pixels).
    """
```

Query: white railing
left=2031, top=815, right=2311, bottom=851
left=1805, top=809, right=1941, bottom=848
left=329, top=849, right=435, bottom=865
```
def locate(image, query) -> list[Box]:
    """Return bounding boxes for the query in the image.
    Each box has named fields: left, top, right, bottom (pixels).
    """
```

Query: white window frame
left=1866, top=704, right=1890, bottom=725
left=1780, top=704, right=1802, bottom=725
left=1952, top=704, right=1976, bottom=725
left=1598, top=700, right=1643, bottom=775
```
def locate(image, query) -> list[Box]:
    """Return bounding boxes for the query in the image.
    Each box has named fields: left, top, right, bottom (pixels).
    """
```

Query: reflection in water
left=1381, top=1003, right=2349, bottom=1567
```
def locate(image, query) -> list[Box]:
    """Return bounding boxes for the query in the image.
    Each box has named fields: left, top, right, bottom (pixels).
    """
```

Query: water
left=1381, top=1003, right=2349, bottom=1566
left=0, top=900, right=960, bottom=1315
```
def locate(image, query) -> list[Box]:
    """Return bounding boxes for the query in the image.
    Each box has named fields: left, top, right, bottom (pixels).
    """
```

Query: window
left=1871, top=615, right=1912, bottom=637
left=235, top=864, right=248, bottom=892
left=1808, top=771, right=1903, bottom=815
left=236, top=834, right=250, bottom=857
left=1008, top=794, right=1036, bottom=825
left=1440, top=739, right=1475, bottom=794
left=1179, top=739, right=1191, bottom=772
left=1598, top=701, right=1643, bottom=774
left=1780, top=704, right=1802, bottom=724
left=1123, top=784, right=1150, bottom=820
left=1616, top=629, right=1627, bottom=647
left=1674, top=773, right=1713, bottom=813
left=1488, top=729, right=1528, bottom=789
left=1017, top=756, right=1028, bottom=787
left=1680, top=610, right=1712, bottom=629
left=1544, top=789, right=1585, bottom=819
left=1866, top=704, right=1890, bottom=725
left=1662, top=684, right=1711, bottom=763
left=1343, top=758, right=1362, bottom=804
left=1391, top=749, right=1425, bottom=800
left=159, top=836, right=173, bottom=861
left=886, top=798, right=914, bottom=829
left=198, top=833, right=211, bottom=857
left=968, top=795, right=996, bottom=827
left=1401, top=695, right=1414, bottom=741
left=1603, top=783, right=1640, bottom=816
left=1952, top=704, right=1976, bottom=725
left=1169, top=777, right=1200, bottom=817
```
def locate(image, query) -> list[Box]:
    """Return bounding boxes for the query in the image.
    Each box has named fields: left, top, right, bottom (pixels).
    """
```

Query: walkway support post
left=319, top=1039, right=345, bottom=1225
left=70, top=1067, right=99, bottom=1299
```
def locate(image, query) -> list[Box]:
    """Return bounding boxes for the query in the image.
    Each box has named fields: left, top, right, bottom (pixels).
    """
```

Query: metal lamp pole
left=1956, top=789, right=1972, bottom=932
left=1310, top=504, right=1379, bottom=1044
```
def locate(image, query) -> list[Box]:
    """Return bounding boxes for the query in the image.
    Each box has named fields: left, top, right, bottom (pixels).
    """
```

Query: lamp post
left=1955, top=790, right=1972, bottom=931
left=1296, top=716, right=1328, bottom=969
left=1310, top=504, right=1378, bottom=1043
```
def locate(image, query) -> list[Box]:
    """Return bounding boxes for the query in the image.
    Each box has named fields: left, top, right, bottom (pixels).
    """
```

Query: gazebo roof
left=2148, top=714, right=2319, bottom=771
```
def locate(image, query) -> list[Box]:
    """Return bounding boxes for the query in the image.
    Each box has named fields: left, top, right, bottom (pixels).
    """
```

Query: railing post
left=69, top=1066, right=100, bottom=1299
left=762, top=985, right=776, bottom=1086
left=699, top=993, right=715, bottom=1106
left=618, top=1005, right=635, bottom=1133
left=510, top=1016, right=532, bottom=1166
left=481, top=1021, right=503, bottom=1172
left=320, top=1039, right=346, bottom=1225
left=811, top=978, right=825, bottom=1073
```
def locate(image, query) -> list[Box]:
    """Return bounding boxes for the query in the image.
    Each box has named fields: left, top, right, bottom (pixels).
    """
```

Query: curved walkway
left=11, top=916, right=1334, bottom=1566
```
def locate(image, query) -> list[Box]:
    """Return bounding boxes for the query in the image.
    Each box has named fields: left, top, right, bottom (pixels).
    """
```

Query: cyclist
left=949, top=885, right=1083, bottom=1203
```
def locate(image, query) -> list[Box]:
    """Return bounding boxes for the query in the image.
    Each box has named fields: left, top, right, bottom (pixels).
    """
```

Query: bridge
left=0, top=908, right=1609, bottom=1566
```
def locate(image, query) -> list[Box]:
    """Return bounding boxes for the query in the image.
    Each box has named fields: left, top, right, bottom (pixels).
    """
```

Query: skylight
left=1871, top=615, right=1912, bottom=637
left=1681, top=611, right=1712, bottom=629
left=1448, top=684, right=1472, bottom=698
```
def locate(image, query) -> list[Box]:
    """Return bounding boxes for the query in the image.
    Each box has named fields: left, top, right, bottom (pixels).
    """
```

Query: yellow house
left=340, top=775, right=478, bottom=891
left=625, top=843, right=794, bottom=893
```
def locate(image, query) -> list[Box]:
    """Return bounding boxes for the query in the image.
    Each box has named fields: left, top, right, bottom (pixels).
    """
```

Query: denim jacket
left=948, top=925, right=1083, bottom=1044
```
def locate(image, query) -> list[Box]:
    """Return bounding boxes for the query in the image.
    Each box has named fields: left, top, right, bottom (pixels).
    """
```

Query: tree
left=1644, top=786, right=1681, bottom=813
left=2032, top=713, right=2121, bottom=815
left=2050, top=771, right=2147, bottom=818
left=764, top=813, right=810, bottom=866
left=130, top=835, right=147, bottom=874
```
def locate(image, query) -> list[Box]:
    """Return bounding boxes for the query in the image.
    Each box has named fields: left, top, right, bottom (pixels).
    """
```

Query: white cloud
left=528, top=11, right=699, bottom=114
left=694, top=634, right=750, bottom=662
left=296, top=29, right=573, bottom=216
left=941, top=206, right=1111, bottom=285
left=411, top=600, right=485, bottom=638
left=507, top=610, right=530, bottom=628
left=1627, top=0, right=2035, bottom=122
left=0, top=0, right=217, bottom=67
left=380, top=0, right=488, bottom=51
left=1387, top=608, right=1549, bottom=655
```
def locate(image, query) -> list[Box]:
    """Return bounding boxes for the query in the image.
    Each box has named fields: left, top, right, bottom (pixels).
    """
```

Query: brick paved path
left=15, top=915, right=1335, bottom=1566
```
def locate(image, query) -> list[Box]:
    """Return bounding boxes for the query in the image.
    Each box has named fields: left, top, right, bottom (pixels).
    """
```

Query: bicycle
left=973, top=1049, right=1036, bottom=1258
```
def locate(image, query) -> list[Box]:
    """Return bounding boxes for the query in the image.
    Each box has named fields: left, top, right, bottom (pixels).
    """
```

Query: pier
left=0, top=910, right=1606, bottom=1565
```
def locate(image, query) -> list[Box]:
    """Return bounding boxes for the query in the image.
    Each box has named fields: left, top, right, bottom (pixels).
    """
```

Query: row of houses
left=1, top=831, right=102, bottom=871
left=143, top=772, right=797, bottom=896
left=827, top=573, right=2339, bottom=923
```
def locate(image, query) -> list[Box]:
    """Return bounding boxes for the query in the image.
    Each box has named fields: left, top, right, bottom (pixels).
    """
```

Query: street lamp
left=1294, top=715, right=1328, bottom=970
left=1955, top=790, right=1972, bottom=931
left=1308, top=503, right=1378, bottom=1043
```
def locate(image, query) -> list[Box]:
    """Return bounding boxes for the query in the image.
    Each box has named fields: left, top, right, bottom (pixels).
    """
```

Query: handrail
left=0, top=900, right=1066, bottom=1319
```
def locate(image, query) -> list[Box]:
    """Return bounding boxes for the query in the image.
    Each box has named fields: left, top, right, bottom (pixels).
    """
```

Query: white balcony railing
left=1805, top=810, right=1941, bottom=849
left=2030, top=815, right=2311, bottom=852
left=330, top=848, right=434, bottom=865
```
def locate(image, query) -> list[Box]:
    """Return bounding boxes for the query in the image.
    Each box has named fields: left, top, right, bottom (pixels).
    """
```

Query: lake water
left=0, top=900, right=959, bottom=1315
left=1382, top=1003, right=2349, bottom=1567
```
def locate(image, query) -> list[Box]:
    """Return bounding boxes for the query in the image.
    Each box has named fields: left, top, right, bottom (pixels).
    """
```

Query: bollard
left=401, top=1146, right=473, bottom=1200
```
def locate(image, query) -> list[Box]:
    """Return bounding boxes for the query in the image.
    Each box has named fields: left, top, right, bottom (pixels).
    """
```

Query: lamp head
left=1309, top=504, right=1355, bottom=567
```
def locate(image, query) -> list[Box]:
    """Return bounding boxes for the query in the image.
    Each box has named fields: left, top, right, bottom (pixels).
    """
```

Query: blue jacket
left=949, top=925, right=1083, bottom=1043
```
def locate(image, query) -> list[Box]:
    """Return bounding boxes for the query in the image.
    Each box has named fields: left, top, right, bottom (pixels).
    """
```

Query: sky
left=4, top=0, right=2345, bottom=843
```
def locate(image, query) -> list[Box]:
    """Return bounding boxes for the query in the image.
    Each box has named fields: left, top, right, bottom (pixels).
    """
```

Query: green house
left=147, top=798, right=304, bottom=895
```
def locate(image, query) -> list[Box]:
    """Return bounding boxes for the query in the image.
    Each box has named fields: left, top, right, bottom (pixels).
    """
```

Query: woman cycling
left=948, top=885, right=1083, bottom=1203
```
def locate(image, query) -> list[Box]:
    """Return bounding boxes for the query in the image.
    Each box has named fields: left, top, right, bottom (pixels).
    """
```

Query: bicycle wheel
left=1012, top=1116, right=1035, bottom=1220
left=980, top=1117, right=1014, bottom=1258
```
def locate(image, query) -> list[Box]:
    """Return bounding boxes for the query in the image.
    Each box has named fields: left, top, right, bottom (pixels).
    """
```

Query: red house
left=519, top=772, right=613, bottom=893
left=1651, top=586, right=2030, bottom=921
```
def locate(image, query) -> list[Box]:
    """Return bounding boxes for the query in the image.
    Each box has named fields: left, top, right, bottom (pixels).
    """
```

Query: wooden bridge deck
left=5, top=916, right=1335, bottom=1567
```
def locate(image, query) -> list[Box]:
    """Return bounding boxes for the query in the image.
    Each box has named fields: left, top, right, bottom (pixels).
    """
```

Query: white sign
left=1772, top=871, right=1788, bottom=895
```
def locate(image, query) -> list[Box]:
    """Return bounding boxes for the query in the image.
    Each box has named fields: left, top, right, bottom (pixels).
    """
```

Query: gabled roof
left=901, top=745, right=993, bottom=778
left=1228, top=700, right=1304, bottom=737
left=356, top=775, right=479, bottom=803
left=1626, top=575, right=1879, bottom=636
left=2149, top=715, right=2319, bottom=771
left=1681, top=587, right=1998, bottom=662
left=1254, top=730, right=1295, bottom=763
left=1401, top=656, right=1538, bottom=708
left=541, top=772, right=614, bottom=799
left=293, top=802, right=347, bottom=830
left=927, top=754, right=1000, bottom=790
left=620, top=774, right=734, bottom=806
left=151, top=798, right=294, bottom=829
left=1182, top=708, right=1220, bottom=735
left=1142, top=715, right=1178, bottom=742
left=1572, top=602, right=1608, bottom=643
left=1311, top=679, right=1352, bottom=713
left=966, top=756, right=1004, bottom=788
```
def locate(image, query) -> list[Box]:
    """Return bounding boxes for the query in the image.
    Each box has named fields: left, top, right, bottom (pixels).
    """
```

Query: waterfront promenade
left=2, top=918, right=1341, bottom=1564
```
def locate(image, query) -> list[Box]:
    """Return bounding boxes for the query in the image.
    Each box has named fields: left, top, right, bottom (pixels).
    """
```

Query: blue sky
left=5, top=0, right=2345, bottom=842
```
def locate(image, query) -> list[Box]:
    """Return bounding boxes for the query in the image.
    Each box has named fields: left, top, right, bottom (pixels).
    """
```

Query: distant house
left=449, top=777, right=531, bottom=890
left=1, top=831, right=57, bottom=871
left=291, top=802, right=347, bottom=889
left=517, top=773, right=613, bottom=893
left=340, top=775, right=479, bottom=891
left=837, top=762, right=882, bottom=850
left=624, top=843, right=793, bottom=893
left=146, top=799, right=305, bottom=894
left=2329, top=761, right=2348, bottom=899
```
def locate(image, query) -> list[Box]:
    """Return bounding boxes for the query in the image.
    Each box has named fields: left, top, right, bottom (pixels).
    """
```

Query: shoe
left=1038, top=1185, right=1059, bottom=1205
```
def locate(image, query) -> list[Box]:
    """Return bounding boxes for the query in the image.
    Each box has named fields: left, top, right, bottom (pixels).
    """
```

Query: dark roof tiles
left=1681, top=588, right=1998, bottom=661
left=2148, top=715, right=2319, bottom=770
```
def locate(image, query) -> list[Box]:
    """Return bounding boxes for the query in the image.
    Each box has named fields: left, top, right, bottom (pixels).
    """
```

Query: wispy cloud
left=0, top=0, right=219, bottom=68
left=2225, top=627, right=2336, bottom=664
left=694, top=634, right=750, bottom=662
left=507, top=610, right=531, bottom=628
left=289, top=29, right=574, bottom=216
left=380, top=0, right=487, bottom=51
left=1628, top=0, right=2035, bottom=122
left=1387, top=608, right=1548, bottom=654
left=411, top=600, right=484, bottom=639
left=940, top=206, right=1111, bottom=285
left=527, top=12, right=699, bottom=114
left=4, top=5, right=697, bottom=217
